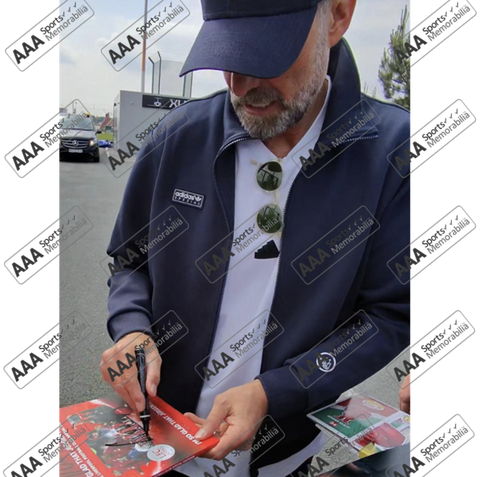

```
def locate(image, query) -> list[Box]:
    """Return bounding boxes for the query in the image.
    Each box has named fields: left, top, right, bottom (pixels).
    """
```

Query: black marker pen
left=134, top=345, right=150, bottom=435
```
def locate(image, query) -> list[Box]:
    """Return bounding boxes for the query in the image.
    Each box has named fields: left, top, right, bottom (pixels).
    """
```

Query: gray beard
left=229, top=47, right=328, bottom=141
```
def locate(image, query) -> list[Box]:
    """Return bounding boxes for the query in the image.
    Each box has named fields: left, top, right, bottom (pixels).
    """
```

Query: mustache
left=231, top=87, right=285, bottom=108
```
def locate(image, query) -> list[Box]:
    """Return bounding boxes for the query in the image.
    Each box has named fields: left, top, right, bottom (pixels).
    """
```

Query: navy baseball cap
left=180, top=0, right=325, bottom=79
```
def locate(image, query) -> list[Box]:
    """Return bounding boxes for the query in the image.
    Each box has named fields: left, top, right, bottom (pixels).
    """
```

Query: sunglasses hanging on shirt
left=255, top=159, right=284, bottom=234
left=256, top=160, right=283, bottom=191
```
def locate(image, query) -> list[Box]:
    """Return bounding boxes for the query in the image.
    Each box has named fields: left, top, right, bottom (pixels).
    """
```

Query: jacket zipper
left=269, top=133, right=378, bottom=312
left=194, top=135, right=250, bottom=406
left=340, top=133, right=378, bottom=145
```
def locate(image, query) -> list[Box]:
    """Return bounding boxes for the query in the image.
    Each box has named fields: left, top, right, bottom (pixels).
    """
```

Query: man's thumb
left=194, top=403, right=226, bottom=439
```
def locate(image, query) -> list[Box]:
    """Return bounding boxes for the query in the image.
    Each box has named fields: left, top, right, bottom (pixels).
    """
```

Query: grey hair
left=314, top=0, right=333, bottom=54
left=316, top=0, right=333, bottom=19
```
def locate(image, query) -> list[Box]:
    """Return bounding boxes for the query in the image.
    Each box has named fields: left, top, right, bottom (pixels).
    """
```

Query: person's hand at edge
left=399, top=374, right=410, bottom=414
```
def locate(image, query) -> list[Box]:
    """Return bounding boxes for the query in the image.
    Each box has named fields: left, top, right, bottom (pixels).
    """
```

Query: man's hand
left=99, top=332, right=161, bottom=414
left=399, top=374, right=410, bottom=414
left=186, top=380, right=269, bottom=459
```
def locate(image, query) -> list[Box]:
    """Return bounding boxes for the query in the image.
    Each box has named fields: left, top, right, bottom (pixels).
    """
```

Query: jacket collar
left=219, top=37, right=377, bottom=153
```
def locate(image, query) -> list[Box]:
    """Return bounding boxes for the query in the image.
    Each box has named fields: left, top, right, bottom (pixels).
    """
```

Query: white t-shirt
left=178, top=77, right=332, bottom=477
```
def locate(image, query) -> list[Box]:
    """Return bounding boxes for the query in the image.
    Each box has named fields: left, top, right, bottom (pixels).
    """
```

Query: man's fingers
left=146, top=354, right=161, bottom=396
left=185, top=413, right=231, bottom=445
left=184, top=413, right=205, bottom=427
left=100, top=332, right=161, bottom=413
left=115, top=385, right=138, bottom=412
left=122, top=372, right=146, bottom=412
left=399, top=377, right=411, bottom=414
left=202, top=425, right=250, bottom=460
left=195, top=395, right=230, bottom=439
left=400, top=397, right=410, bottom=414
left=99, top=354, right=143, bottom=411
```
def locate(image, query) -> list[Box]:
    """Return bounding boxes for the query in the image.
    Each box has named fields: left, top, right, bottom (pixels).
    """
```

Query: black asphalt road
left=60, top=148, right=130, bottom=407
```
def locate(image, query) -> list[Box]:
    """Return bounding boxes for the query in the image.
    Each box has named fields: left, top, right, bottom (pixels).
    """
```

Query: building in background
left=108, top=53, right=193, bottom=161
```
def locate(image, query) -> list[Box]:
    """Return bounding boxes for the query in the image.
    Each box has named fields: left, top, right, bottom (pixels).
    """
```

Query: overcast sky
left=60, top=0, right=409, bottom=116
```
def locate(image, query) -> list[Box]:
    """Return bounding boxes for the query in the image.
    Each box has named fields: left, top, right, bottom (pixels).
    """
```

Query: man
left=101, top=1, right=410, bottom=476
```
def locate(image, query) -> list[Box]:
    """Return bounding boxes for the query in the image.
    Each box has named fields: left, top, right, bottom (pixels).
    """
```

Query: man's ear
left=328, top=0, right=357, bottom=48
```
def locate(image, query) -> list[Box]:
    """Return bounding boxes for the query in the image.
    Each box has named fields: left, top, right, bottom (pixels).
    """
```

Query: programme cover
left=59, top=394, right=218, bottom=476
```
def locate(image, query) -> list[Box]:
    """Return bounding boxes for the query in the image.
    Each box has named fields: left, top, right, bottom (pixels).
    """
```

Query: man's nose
left=230, top=73, right=262, bottom=98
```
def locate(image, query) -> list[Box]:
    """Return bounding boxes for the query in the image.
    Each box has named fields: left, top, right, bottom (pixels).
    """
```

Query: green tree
left=378, top=6, right=410, bottom=110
